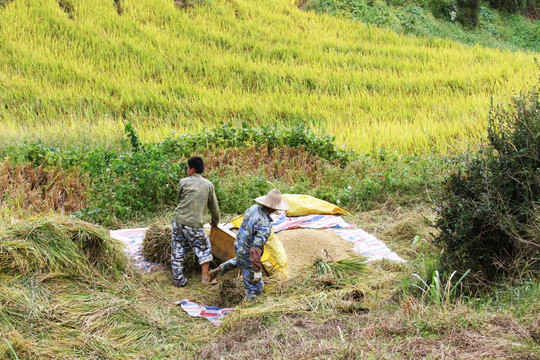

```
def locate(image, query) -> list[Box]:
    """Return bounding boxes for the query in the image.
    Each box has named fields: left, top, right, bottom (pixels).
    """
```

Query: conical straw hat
left=255, top=189, right=289, bottom=211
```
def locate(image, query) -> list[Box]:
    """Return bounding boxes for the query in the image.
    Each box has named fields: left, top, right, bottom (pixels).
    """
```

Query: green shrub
left=76, top=123, right=352, bottom=224
left=8, top=141, right=85, bottom=168
left=314, top=0, right=402, bottom=30
left=435, top=76, right=540, bottom=281
left=312, top=149, right=451, bottom=211
left=81, top=146, right=182, bottom=225
left=7, top=123, right=449, bottom=224
left=430, top=0, right=458, bottom=21
left=211, top=174, right=271, bottom=215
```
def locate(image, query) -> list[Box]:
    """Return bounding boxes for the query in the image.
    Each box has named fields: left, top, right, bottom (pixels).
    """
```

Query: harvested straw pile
left=142, top=223, right=172, bottom=266
left=278, top=229, right=356, bottom=272
left=0, top=215, right=128, bottom=278
left=142, top=223, right=198, bottom=270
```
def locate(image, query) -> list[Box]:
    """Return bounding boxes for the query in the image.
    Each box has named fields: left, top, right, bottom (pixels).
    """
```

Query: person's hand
left=253, top=271, right=262, bottom=284
left=249, top=247, right=263, bottom=272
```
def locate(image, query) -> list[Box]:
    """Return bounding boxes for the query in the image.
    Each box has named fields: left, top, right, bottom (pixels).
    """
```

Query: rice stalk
left=314, top=256, right=367, bottom=279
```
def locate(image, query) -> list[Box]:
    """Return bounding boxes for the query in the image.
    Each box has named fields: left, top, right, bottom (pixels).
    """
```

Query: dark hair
left=187, top=156, right=204, bottom=174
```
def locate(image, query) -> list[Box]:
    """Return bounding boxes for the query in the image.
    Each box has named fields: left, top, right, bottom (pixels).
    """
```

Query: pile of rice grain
left=277, top=229, right=355, bottom=272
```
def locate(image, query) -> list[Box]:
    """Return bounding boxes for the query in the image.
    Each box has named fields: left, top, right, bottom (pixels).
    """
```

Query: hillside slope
left=0, top=0, right=536, bottom=152
left=305, top=0, right=540, bottom=52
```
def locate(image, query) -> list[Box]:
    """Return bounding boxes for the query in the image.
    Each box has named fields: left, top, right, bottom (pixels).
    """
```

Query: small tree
left=457, top=0, right=480, bottom=26
left=436, top=74, right=540, bottom=282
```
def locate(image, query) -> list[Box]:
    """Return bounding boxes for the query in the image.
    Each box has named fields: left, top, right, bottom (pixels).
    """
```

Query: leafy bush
left=76, top=123, right=353, bottom=224
left=211, top=175, right=271, bottom=215
left=430, top=0, right=458, bottom=21
left=435, top=77, right=540, bottom=281
left=7, top=123, right=450, bottom=224
left=313, top=0, right=402, bottom=30
left=80, top=142, right=183, bottom=225
left=311, top=149, right=451, bottom=211
left=8, top=141, right=85, bottom=168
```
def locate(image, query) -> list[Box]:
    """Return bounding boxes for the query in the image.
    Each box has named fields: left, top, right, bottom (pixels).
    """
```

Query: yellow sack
left=282, top=194, right=351, bottom=217
left=230, top=215, right=289, bottom=278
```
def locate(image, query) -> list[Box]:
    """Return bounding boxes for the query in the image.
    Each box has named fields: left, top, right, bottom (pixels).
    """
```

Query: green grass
left=307, top=0, right=540, bottom=52
left=0, top=0, right=536, bottom=153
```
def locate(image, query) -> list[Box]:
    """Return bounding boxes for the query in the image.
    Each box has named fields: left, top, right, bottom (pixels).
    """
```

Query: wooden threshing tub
left=209, top=224, right=237, bottom=261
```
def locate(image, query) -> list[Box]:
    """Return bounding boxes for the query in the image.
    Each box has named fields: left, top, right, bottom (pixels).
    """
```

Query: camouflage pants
left=171, top=221, right=213, bottom=287
left=219, top=252, right=263, bottom=301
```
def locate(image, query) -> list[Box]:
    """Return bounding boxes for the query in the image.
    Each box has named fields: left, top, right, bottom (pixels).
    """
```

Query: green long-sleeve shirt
left=172, top=174, right=220, bottom=228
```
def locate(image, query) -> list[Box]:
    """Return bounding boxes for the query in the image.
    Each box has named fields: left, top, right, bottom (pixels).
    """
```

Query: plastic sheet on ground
left=271, top=211, right=405, bottom=263
left=175, top=299, right=235, bottom=326
left=109, top=228, right=166, bottom=272
left=111, top=206, right=403, bottom=272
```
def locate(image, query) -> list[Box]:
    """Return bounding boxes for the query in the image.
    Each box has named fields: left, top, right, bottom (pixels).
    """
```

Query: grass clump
left=314, top=256, right=367, bottom=280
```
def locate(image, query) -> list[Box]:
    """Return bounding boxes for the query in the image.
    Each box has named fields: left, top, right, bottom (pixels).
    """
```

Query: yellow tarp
left=282, top=194, right=351, bottom=217
left=231, top=215, right=289, bottom=278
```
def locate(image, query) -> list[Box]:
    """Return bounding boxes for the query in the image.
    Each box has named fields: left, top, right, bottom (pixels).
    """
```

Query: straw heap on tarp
left=109, top=228, right=164, bottom=272
left=142, top=224, right=172, bottom=266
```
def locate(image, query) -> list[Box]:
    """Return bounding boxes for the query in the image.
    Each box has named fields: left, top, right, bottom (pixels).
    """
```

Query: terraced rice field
left=0, top=0, right=536, bottom=152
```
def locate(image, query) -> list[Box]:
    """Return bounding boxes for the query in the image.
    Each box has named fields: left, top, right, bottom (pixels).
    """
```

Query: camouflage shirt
left=234, top=205, right=273, bottom=256
left=172, top=174, right=220, bottom=228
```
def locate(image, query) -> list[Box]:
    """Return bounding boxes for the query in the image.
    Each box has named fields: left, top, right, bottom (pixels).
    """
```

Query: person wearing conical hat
left=209, top=189, right=289, bottom=300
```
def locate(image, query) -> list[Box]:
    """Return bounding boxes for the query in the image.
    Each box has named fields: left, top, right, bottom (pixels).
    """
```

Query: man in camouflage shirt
left=210, top=189, right=289, bottom=300
left=171, top=156, right=220, bottom=287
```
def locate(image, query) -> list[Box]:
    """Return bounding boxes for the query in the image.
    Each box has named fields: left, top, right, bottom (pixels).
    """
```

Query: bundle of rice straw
left=142, top=223, right=197, bottom=270
left=142, top=224, right=172, bottom=266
